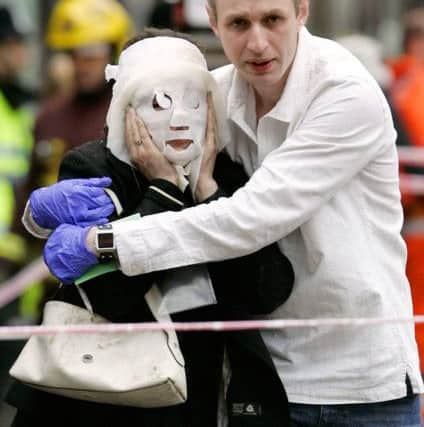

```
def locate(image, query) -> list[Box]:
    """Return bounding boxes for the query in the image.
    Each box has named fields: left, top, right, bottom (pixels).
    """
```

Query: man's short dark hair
left=207, top=0, right=302, bottom=18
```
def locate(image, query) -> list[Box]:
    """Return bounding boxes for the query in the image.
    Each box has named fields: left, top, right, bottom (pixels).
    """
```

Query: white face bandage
left=104, top=37, right=226, bottom=175
left=131, top=75, right=207, bottom=166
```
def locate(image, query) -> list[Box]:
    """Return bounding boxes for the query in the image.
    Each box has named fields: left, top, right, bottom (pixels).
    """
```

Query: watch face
left=98, top=232, right=114, bottom=249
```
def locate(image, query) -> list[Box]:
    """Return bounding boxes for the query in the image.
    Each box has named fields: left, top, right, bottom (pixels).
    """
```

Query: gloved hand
left=30, top=177, right=115, bottom=229
left=43, top=224, right=98, bottom=284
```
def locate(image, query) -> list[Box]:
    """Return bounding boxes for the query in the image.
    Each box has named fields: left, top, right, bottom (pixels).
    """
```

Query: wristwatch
left=95, top=223, right=116, bottom=263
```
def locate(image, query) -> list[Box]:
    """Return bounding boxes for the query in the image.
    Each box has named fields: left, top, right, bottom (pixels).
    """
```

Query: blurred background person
left=10, top=0, right=133, bottom=325
left=150, top=0, right=209, bottom=33
left=27, top=0, right=133, bottom=192
left=43, top=52, right=75, bottom=99
left=0, top=6, right=35, bottom=283
left=0, top=4, right=36, bottom=401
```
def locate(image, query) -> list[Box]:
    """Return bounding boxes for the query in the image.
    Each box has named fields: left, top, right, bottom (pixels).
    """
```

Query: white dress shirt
left=113, top=28, right=424, bottom=403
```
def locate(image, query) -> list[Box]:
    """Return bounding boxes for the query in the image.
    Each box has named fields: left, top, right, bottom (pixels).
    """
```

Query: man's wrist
left=85, top=227, right=98, bottom=256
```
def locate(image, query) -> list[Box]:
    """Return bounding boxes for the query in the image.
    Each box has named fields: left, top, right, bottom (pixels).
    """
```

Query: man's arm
left=112, top=78, right=396, bottom=276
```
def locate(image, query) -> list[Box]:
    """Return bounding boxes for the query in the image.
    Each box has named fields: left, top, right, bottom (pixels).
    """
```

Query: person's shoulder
left=291, top=29, right=388, bottom=125
left=63, top=139, right=107, bottom=162
left=59, top=139, right=110, bottom=180
left=290, top=31, right=392, bottom=133
left=305, top=30, right=379, bottom=88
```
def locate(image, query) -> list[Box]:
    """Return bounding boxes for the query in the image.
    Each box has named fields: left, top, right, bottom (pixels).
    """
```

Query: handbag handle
left=74, top=283, right=169, bottom=323
left=75, top=285, right=95, bottom=315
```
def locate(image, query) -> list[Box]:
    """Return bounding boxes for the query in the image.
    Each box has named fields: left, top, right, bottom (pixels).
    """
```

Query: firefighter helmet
left=46, top=0, right=133, bottom=53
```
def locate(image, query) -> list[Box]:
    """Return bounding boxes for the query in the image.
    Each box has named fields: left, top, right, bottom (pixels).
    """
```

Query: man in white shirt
left=29, top=0, right=424, bottom=425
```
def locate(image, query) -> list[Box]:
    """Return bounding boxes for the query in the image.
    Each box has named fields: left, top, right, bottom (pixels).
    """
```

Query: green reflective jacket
left=0, top=89, right=34, bottom=261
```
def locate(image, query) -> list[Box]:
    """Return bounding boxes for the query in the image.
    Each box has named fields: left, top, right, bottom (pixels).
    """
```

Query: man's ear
left=297, top=0, right=310, bottom=27
left=206, top=4, right=219, bottom=37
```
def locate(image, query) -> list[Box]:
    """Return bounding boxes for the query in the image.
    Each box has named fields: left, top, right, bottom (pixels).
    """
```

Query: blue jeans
left=289, top=395, right=422, bottom=427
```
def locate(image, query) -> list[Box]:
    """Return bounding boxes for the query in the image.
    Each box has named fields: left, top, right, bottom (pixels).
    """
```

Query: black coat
left=8, top=140, right=294, bottom=427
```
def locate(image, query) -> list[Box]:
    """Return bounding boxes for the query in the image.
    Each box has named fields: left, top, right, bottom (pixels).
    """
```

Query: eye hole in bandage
left=153, top=91, right=172, bottom=111
left=152, top=89, right=200, bottom=112
left=183, top=89, right=200, bottom=110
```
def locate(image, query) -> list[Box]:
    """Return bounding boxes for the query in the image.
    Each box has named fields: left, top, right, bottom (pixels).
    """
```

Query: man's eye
left=265, top=15, right=282, bottom=25
left=152, top=93, right=172, bottom=110
left=230, top=18, right=248, bottom=29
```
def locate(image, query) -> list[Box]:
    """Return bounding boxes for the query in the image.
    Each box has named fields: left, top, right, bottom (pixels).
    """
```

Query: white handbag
left=9, top=284, right=187, bottom=408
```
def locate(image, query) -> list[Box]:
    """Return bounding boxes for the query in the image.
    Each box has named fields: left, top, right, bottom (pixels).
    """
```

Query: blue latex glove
left=44, top=224, right=98, bottom=284
left=30, top=177, right=115, bottom=229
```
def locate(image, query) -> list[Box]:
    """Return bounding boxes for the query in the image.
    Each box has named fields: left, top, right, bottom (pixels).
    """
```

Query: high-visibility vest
left=0, top=178, right=26, bottom=263
left=0, top=90, right=34, bottom=183
left=0, top=89, right=34, bottom=261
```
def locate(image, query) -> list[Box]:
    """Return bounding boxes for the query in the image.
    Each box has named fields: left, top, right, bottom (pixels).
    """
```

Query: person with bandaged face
left=7, top=29, right=294, bottom=427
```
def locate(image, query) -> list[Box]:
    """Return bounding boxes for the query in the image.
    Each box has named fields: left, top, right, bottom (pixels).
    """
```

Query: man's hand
left=194, top=93, right=218, bottom=202
left=43, top=224, right=98, bottom=284
left=30, top=177, right=115, bottom=229
left=125, top=106, right=178, bottom=185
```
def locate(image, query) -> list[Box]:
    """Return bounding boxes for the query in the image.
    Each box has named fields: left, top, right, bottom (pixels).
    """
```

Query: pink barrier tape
left=0, top=257, right=49, bottom=308
left=1, top=315, right=424, bottom=341
left=400, top=174, right=424, bottom=195
left=398, top=147, right=424, bottom=166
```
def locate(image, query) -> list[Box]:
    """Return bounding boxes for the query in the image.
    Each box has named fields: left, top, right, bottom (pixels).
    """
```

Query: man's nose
left=246, top=25, right=269, bottom=55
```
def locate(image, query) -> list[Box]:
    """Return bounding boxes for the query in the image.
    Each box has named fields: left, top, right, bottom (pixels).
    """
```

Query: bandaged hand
left=125, top=107, right=178, bottom=185
left=43, top=224, right=98, bottom=284
left=30, top=177, right=115, bottom=229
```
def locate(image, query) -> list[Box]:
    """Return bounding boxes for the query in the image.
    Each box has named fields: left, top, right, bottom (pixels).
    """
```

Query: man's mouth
left=166, top=139, right=193, bottom=151
left=247, top=59, right=274, bottom=73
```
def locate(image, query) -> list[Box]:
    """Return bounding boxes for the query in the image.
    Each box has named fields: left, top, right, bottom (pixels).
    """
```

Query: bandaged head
left=105, top=36, right=225, bottom=182
left=105, top=36, right=227, bottom=315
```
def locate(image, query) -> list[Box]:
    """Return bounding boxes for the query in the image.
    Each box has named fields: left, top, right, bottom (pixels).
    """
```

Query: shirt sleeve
left=114, top=78, right=395, bottom=276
